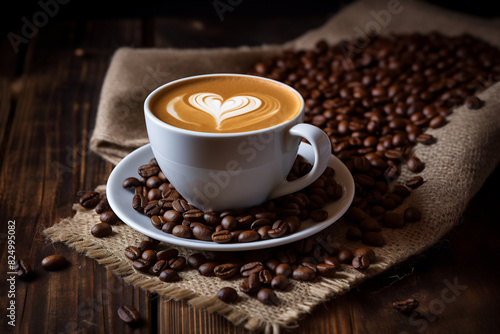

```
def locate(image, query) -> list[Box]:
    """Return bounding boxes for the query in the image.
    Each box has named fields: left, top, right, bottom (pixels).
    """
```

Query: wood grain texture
left=0, top=15, right=499, bottom=334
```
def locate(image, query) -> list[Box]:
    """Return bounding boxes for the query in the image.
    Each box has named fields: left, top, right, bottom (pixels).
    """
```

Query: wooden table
left=1, top=13, right=499, bottom=334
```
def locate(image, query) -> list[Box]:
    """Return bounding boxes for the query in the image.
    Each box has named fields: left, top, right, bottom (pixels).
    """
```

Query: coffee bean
left=122, top=177, right=141, bottom=189
left=132, top=195, right=148, bottom=212
left=137, top=240, right=157, bottom=252
left=407, top=156, right=425, bottom=173
left=352, top=254, right=370, bottom=269
left=257, top=288, right=279, bottom=306
left=163, top=210, right=182, bottom=224
left=198, top=262, right=218, bottom=276
left=238, top=230, right=260, bottom=243
left=95, top=196, right=111, bottom=214
left=148, top=188, right=162, bottom=201
left=268, top=220, right=289, bottom=238
left=117, top=305, right=141, bottom=325
left=250, top=218, right=272, bottom=230
left=416, top=133, right=436, bottom=145
left=138, top=164, right=159, bottom=178
left=91, top=222, right=112, bottom=238
left=406, top=176, right=424, bottom=189
left=100, top=211, right=120, bottom=225
left=141, top=249, right=157, bottom=262
left=258, top=269, right=274, bottom=285
left=14, top=259, right=33, bottom=278
left=149, top=157, right=158, bottom=166
left=353, top=247, right=376, bottom=262
left=240, top=273, right=261, bottom=295
left=151, top=260, right=168, bottom=275
left=300, top=260, right=317, bottom=273
left=240, top=261, right=264, bottom=277
left=429, top=115, right=447, bottom=129
left=42, top=254, right=69, bottom=270
left=133, top=258, right=152, bottom=272
left=392, top=298, right=419, bottom=315
left=172, top=199, right=191, bottom=213
left=156, top=249, right=178, bottom=261
left=212, top=230, right=232, bottom=243
left=146, top=176, right=162, bottom=189
left=187, top=253, right=207, bottom=269
left=125, top=246, right=141, bottom=260
left=465, top=96, right=483, bottom=110
left=135, top=185, right=148, bottom=197
left=221, top=215, right=238, bottom=231
left=271, top=275, right=290, bottom=290
left=323, top=257, right=341, bottom=268
left=144, top=201, right=162, bottom=217
left=159, top=269, right=180, bottom=282
left=172, top=225, right=192, bottom=239
left=79, top=191, right=100, bottom=209
left=362, top=231, right=386, bottom=247
left=217, top=287, right=238, bottom=303
left=150, top=215, right=165, bottom=229
left=214, top=263, right=238, bottom=279
left=316, top=263, right=337, bottom=278
left=309, top=209, right=328, bottom=222
left=191, top=223, right=213, bottom=241
left=275, top=263, right=292, bottom=277
left=236, top=214, right=255, bottom=228
left=404, top=206, right=422, bottom=222
left=345, top=206, right=367, bottom=223
left=203, top=212, right=222, bottom=226
left=338, top=249, right=353, bottom=264
left=358, top=217, right=381, bottom=232
left=168, top=257, right=187, bottom=271
left=292, top=267, right=316, bottom=281
left=183, top=209, right=204, bottom=223
left=346, top=226, right=363, bottom=240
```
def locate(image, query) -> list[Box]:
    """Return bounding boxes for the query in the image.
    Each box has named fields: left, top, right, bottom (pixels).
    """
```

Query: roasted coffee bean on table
left=14, top=259, right=33, bottom=278
left=41, top=254, right=69, bottom=271
left=117, top=304, right=141, bottom=325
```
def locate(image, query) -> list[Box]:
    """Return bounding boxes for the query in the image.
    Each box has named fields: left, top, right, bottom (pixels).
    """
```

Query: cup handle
left=268, top=123, right=331, bottom=200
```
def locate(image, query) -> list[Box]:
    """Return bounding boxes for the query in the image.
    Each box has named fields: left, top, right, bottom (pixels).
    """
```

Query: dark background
left=3, top=0, right=500, bottom=37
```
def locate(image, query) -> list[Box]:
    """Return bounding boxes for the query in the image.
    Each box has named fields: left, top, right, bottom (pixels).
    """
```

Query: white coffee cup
left=144, top=73, right=331, bottom=211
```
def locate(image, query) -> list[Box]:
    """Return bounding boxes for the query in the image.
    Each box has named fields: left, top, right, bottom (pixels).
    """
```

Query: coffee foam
left=151, top=76, right=301, bottom=133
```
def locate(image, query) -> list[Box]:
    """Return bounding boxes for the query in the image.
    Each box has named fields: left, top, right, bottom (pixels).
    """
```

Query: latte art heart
left=188, top=93, right=262, bottom=129
left=153, top=76, right=301, bottom=133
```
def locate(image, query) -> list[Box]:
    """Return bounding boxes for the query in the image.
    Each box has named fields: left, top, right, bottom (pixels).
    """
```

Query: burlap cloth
left=44, top=0, right=500, bottom=332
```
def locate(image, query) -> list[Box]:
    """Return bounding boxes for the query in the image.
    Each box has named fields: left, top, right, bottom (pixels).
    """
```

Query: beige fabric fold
left=45, top=0, right=500, bottom=332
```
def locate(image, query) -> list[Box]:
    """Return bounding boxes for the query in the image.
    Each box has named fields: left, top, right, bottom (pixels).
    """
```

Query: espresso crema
left=150, top=75, right=301, bottom=133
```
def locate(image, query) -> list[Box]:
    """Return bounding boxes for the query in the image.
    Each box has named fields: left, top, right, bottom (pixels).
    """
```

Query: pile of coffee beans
left=122, top=235, right=376, bottom=305
left=122, top=156, right=342, bottom=244
left=246, top=32, right=500, bottom=245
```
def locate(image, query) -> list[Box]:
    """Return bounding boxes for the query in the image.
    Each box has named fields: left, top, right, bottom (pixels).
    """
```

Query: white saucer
left=107, top=143, right=354, bottom=251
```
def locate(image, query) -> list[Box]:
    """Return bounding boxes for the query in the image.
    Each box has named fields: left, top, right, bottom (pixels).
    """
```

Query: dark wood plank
left=0, top=18, right=149, bottom=334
